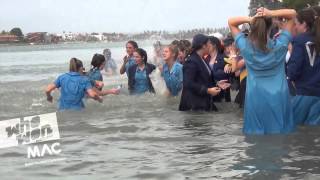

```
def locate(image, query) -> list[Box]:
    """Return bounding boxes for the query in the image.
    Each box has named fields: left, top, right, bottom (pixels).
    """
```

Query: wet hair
left=178, top=40, right=192, bottom=56
left=126, top=40, right=138, bottom=49
left=135, top=48, right=148, bottom=64
left=69, top=58, right=83, bottom=72
left=91, top=54, right=106, bottom=69
left=249, top=17, right=273, bottom=52
left=297, top=7, right=320, bottom=55
left=171, top=40, right=180, bottom=46
left=191, top=34, right=209, bottom=54
left=166, top=44, right=179, bottom=60
left=208, top=36, right=224, bottom=54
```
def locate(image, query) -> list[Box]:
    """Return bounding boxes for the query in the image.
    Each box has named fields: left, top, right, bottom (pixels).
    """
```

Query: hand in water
left=217, top=80, right=231, bottom=90
left=207, top=87, right=221, bottom=96
left=47, top=94, right=53, bottom=103
left=97, top=96, right=103, bottom=103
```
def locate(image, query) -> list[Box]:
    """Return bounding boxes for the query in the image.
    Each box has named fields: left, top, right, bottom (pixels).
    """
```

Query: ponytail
left=91, top=53, right=105, bottom=69
left=69, top=58, right=83, bottom=72
left=249, top=17, right=272, bottom=52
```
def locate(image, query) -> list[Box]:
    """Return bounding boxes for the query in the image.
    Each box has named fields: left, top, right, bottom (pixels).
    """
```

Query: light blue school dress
left=235, top=30, right=295, bottom=135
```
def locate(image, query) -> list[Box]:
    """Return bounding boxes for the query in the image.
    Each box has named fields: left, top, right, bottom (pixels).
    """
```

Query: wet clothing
left=125, top=57, right=136, bottom=76
left=287, top=32, right=320, bottom=125
left=128, top=63, right=156, bottom=95
left=54, top=72, right=92, bottom=110
left=179, top=52, right=218, bottom=111
left=235, top=30, right=295, bottom=135
left=88, top=68, right=103, bottom=87
left=134, top=68, right=149, bottom=94
left=292, top=96, right=320, bottom=125
left=162, top=61, right=183, bottom=96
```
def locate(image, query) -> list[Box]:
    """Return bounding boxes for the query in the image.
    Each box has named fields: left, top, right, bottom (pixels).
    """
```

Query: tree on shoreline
left=249, top=0, right=283, bottom=16
left=282, top=0, right=320, bottom=11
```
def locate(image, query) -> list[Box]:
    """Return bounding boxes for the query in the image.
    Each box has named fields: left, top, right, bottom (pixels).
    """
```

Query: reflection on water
left=0, top=43, right=320, bottom=179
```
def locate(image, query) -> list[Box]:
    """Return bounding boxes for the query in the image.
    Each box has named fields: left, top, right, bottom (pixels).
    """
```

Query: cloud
left=0, top=0, right=249, bottom=33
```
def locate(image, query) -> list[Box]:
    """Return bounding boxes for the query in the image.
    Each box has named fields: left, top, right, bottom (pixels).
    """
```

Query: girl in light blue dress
left=228, top=8, right=297, bottom=134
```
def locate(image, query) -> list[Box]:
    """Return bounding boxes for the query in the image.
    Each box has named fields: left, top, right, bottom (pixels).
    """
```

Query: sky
left=0, top=0, right=250, bottom=34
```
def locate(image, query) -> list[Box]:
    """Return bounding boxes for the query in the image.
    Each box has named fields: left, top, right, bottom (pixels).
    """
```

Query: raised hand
left=256, top=7, right=272, bottom=17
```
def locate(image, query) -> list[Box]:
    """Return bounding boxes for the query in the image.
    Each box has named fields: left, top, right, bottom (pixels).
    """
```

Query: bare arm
left=87, top=89, right=103, bottom=103
left=45, top=83, right=57, bottom=102
left=258, top=8, right=296, bottom=33
left=228, top=16, right=253, bottom=37
left=119, top=56, right=128, bottom=75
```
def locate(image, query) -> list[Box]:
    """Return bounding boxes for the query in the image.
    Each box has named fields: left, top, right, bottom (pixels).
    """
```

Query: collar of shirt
left=136, top=66, right=146, bottom=72
left=67, top=72, right=81, bottom=76
left=165, top=61, right=180, bottom=74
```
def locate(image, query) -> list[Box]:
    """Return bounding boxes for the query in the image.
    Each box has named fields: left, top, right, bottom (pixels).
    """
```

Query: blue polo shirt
left=54, top=72, right=92, bottom=110
left=287, top=32, right=320, bottom=96
left=88, top=68, right=103, bottom=86
left=125, top=57, right=136, bottom=76
left=162, top=61, right=183, bottom=96
left=134, top=67, right=149, bottom=94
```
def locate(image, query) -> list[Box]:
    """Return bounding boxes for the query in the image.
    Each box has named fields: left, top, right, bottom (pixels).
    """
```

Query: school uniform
left=125, top=57, right=136, bottom=76
left=162, top=61, right=183, bottom=96
left=54, top=72, right=92, bottom=110
left=179, top=52, right=218, bottom=111
left=88, top=68, right=103, bottom=87
left=205, top=53, right=231, bottom=102
left=235, top=30, right=295, bottom=134
left=128, top=63, right=156, bottom=94
left=287, top=32, right=320, bottom=125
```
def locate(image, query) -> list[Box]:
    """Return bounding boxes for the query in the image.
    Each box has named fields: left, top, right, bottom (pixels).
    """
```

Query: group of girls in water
left=46, top=6, right=320, bottom=135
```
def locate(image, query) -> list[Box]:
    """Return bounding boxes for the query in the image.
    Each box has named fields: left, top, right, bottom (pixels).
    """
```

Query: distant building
left=26, top=32, right=49, bottom=43
left=62, top=32, right=76, bottom=41
left=0, top=35, right=19, bottom=43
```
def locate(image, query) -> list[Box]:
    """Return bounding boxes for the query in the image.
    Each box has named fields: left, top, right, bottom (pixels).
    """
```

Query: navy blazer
left=128, top=63, right=156, bottom=94
left=179, top=52, right=218, bottom=111
left=205, top=53, right=230, bottom=82
left=287, top=32, right=320, bottom=96
left=205, top=53, right=231, bottom=102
